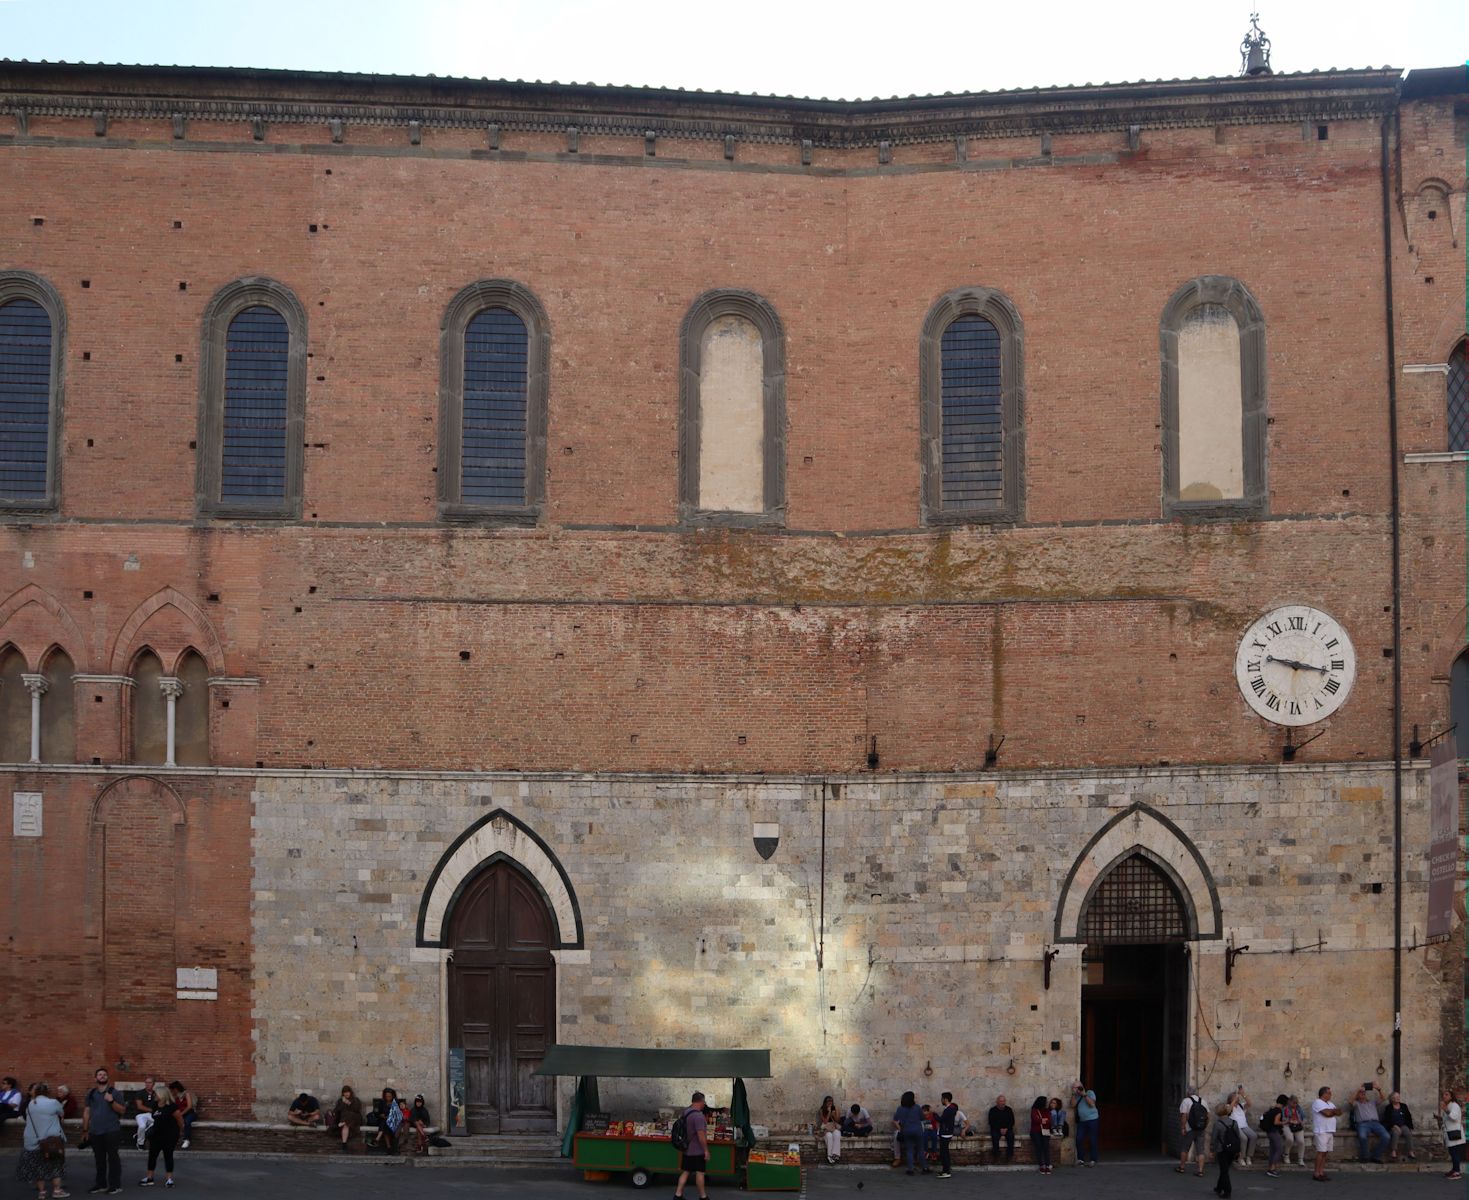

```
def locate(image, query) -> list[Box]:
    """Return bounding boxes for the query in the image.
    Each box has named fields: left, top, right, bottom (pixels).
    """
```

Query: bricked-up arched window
left=40, top=645, right=74, bottom=764
left=1448, top=340, right=1469, bottom=453
left=920, top=288, right=1024, bottom=525
left=197, top=278, right=307, bottom=518
left=0, top=272, right=65, bottom=512
left=0, top=644, right=27, bottom=762
left=1080, top=852, right=1191, bottom=944
left=130, top=649, right=167, bottom=765
left=1160, top=276, right=1267, bottom=519
left=679, top=290, right=786, bottom=525
left=175, top=648, right=209, bottom=767
left=439, top=280, right=549, bottom=524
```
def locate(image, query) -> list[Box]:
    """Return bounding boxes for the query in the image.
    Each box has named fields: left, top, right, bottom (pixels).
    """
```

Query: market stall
left=535, top=1044, right=799, bottom=1191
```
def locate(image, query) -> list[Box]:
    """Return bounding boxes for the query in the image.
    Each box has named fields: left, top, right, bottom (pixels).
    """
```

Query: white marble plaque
left=12, top=792, right=42, bottom=838
left=176, top=966, right=219, bottom=1000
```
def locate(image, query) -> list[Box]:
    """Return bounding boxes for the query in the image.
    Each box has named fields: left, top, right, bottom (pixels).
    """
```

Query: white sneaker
left=179, top=1141, right=188, bottom=1151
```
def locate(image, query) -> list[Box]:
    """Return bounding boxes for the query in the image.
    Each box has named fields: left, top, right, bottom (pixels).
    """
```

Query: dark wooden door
left=447, top=861, right=556, bottom=1133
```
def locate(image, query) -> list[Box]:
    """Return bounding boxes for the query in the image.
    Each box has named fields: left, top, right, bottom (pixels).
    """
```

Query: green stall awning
left=534, top=1045, right=771, bottom=1079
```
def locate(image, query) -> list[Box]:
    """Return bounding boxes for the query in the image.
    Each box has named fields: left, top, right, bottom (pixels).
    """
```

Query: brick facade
left=0, top=60, right=1464, bottom=1136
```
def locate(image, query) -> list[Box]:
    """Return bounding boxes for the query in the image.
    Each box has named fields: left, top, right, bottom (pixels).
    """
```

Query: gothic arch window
left=0, top=644, right=26, bottom=761
left=1079, top=851, right=1191, bottom=944
left=0, top=271, right=65, bottom=512
left=1160, top=276, right=1267, bottom=518
left=197, top=278, right=307, bottom=518
left=131, top=649, right=167, bottom=765
left=174, top=648, right=209, bottom=767
left=678, top=290, right=786, bottom=524
left=1451, top=649, right=1469, bottom=758
left=920, top=287, right=1025, bottom=525
left=39, top=645, right=74, bottom=764
left=438, top=280, right=549, bottom=524
left=1448, top=339, right=1468, bottom=453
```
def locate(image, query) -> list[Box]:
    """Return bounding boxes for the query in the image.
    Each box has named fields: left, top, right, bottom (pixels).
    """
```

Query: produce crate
left=745, top=1151, right=801, bottom=1191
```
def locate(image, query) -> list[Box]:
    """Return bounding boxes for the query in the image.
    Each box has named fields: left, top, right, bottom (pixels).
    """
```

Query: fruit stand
left=534, top=1044, right=799, bottom=1192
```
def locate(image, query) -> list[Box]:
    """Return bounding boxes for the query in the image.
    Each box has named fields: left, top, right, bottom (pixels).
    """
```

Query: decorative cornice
left=0, top=64, right=1405, bottom=149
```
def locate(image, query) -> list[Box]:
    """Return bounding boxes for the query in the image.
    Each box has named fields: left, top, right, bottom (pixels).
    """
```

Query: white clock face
left=1235, top=605, right=1356, bottom=727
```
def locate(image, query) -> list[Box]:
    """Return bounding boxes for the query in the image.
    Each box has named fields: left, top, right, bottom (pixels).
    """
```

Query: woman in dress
left=329, top=1085, right=364, bottom=1150
left=140, top=1084, right=183, bottom=1188
left=1028, top=1096, right=1052, bottom=1174
left=819, top=1096, right=842, bottom=1164
left=17, top=1081, right=68, bottom=1200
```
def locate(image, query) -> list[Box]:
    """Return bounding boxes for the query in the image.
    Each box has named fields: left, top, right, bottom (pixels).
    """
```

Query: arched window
left=40, top=646, right=74, bottom=764
left=920, top=288, right=1024, bottom=524
left=1080, top=852, right=1190, bottom=944
left=1160, top=276, right=1267, bottom=518
left=0, top=645, right=27, bottom=762
left=0, top=272, right=65, bottom=511
left=678, top=290, right=786, bottom=523
left=1448, top=340, right=1468, bottom=454
left=131, top=649, right=167, bottom=765
left=439, top=280, right=549, bottom=523
left=174, top=649, right=210, bottom=767
left=197, top=278, right=307, bottom=517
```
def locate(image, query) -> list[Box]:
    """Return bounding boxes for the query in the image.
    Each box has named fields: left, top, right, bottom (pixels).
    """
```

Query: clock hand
left=1265, top=654, right=1328, bottom=674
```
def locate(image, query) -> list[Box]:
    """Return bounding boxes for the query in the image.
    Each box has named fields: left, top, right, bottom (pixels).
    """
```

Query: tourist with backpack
left=671, top=1091, right=708, bottom=1200
left=1210, top=1103, right=1239, bottom=1198
left=1261, top=1094, right=1287, bottom=1177
left=1176, top=1087, right=1208, bottom=1176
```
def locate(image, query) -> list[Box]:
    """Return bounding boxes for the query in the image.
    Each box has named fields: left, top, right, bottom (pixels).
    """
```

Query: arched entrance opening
left=1078, top=851, right=1190, bottom=1154
left=447, top=859, right=557, bottom=1133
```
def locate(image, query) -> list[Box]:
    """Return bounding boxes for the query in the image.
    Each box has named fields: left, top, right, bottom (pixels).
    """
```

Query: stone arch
left=0, top=583, right=87, bottom=670
left=109, top=588, right=225, bottom=676
left=91, top=773, right=187, bottom=828
left=1054, top=802, right=1221, bottom=943
left=417, top=808, right=583, bottom=949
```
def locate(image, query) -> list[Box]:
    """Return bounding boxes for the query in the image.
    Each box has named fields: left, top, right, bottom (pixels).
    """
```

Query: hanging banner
left=1427, top=737, right=1459, bottom=941
left=447, top=1048, right=468, bottom=1136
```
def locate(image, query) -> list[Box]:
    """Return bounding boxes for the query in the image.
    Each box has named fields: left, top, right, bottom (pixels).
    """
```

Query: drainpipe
left=1379, top=109, right=1404, bottom=1093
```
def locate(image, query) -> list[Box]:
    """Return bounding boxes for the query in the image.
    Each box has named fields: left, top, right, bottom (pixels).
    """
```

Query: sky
left=0, top=0, right=1464, bottom=100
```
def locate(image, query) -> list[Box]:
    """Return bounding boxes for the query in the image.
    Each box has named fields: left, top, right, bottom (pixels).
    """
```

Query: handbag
left=26, top=1107, right=66, bottom=1161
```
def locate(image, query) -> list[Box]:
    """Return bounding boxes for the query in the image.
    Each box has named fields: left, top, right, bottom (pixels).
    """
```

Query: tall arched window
left=197, top=278, right=307, bottom=517
left=920, top=288, right=1024, bottom=525
left=175, top=649, right=210, bottom=767
left=678, top=290, right=786, bottom=524
left=39, top=646, right=74, bottom=764
left=439, top=280, right=549, bottom=523
left=1448, top=340, right=1468, bottom=453
left=0, top=645, right=27, bottom=762
left=131, top=649, right=167, bottom=765
left=1160, top=276, right=1267, bottom=518
left=0, top=272, right=65, bottom=512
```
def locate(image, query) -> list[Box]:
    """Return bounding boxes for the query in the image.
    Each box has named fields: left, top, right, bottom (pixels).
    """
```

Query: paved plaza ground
left=6, top=1152, right=1456, bottom=1199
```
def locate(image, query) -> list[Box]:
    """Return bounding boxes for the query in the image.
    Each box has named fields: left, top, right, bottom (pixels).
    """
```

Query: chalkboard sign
left=582, top=1111, right=610, bottom=1132
left=447, top=1048, right=467, bottom=1136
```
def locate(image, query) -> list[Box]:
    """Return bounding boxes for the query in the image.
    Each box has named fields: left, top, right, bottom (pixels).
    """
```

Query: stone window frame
left=1159, top=275, right=1268, bottom=520
left=196, top=277, right=308, bottom=520
left=0, top=270, right=66, bottom=515
left=919, top=286, right=1025, bottom=527
left=678, top=288, right=787, bottom=527
left=437, top=279, right=550, bottom=526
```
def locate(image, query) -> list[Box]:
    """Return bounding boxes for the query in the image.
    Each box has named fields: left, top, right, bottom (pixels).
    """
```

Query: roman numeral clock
left=1234, top=605, right=1356, bottom=726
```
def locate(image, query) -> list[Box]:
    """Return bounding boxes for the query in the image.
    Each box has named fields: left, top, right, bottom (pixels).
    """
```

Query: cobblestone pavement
left=8, top=1151, right=1456, bottom=1198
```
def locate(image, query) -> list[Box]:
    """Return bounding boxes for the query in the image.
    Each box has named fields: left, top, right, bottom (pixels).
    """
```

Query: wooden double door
left=448, top=861, right=556, bottom=1133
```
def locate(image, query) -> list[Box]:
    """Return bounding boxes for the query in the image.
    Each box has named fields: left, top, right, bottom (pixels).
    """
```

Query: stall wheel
left=629, top=1167, right=652, bottom=1189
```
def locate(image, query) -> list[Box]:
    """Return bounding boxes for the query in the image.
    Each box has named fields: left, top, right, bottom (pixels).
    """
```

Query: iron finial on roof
left=1240, top=13, right=1273, bottom=76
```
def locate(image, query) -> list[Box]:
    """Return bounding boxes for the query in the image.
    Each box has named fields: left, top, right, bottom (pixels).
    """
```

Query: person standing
left=1381, top=1091, right=1415, bottom=1161
left=1310, top=1085, right=1341, bottom=1182
left=1262, top=1094, right=1287, bottom=1177
left=818, top=1096, right=842, bottom=1165
left=1072, top=1082, right=1099, bottom=1166
left=81, top=1066, right=125, bottom=1195
left=986, top=1094, right=1014, bottom=1164
left=937, top=1091, right=967, bottom=1179
left=139, top=1084, right=181, bottom=1189
left=1227, top=1087, right=1258, bottom=1166
left=18, top=1081, right=69, bottom=1200
left=673, top=1091, right=709, bottom=1200
left=1211, top=1103, right=1239, bottom=1198
left=1441, top=1087, right=1463, bottom=1180
left=892, top=1091, right=929, bottom=1176
left=1282, top=1096, right=1306, bottom=1166
left=1028, top=1097, right=1052, bottom=1174
left=1177, top=1086, right=1208, bottom=1177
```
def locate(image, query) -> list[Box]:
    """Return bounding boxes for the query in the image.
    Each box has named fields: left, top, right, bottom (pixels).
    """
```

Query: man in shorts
left=1311, top=1085, right=1342, bottom=1181
left=674, top=1091, right=709, bottom=1200
left=1177, top=1086, right=1208, bottom=1176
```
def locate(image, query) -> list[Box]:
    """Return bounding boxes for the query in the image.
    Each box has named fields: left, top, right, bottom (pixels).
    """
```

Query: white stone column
left=21, top=673, right=47, bottom=764
left=159, top=677, right=184, bottom=767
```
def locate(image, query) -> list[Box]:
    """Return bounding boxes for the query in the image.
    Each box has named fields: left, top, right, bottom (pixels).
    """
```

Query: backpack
left=939, top=1104, right=958, bottom=1137
left=1260, top=1107, right=1278, bottom=1134
left=1187, top=1098, right=1209, bottom=1132
left=670, top=1112, right=690, bottom=1152
left=1220, top=1122, right=1240, bottom=1155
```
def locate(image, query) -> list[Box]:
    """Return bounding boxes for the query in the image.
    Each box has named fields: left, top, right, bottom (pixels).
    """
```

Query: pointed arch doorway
left=1078, top=852, right=1190, bottom=1154
left=447, top=859, right=557, bottom=1133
